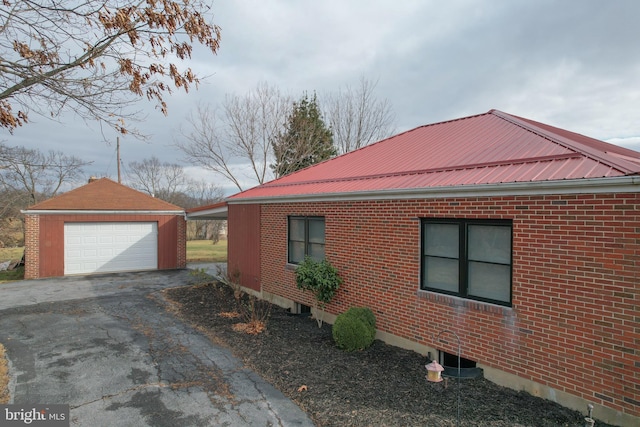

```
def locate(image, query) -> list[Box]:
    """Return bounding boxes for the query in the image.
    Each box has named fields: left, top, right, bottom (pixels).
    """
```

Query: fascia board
left=227, top=176, right=640, bottom=205
left=20, top=210, right=185, bottom=215
left=186, top=207, right=228, bottom=219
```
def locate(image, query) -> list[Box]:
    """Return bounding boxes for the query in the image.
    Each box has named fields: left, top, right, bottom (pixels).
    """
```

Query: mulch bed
left=163, top=281, right=609, bottom=427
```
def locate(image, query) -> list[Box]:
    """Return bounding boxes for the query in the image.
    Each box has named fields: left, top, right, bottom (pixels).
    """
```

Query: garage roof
left=228, top=110, right=640, bottom=202
left=26, top=178, right=184, bottom=211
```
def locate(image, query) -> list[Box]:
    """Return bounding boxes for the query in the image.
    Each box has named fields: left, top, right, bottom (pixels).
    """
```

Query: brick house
left=215, top=110, right=640, bottom=426
left=23, top=177, right=186, bottom=279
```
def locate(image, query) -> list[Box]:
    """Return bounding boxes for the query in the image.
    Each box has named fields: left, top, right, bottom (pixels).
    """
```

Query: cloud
left=3, top=0, right=640, bottom=193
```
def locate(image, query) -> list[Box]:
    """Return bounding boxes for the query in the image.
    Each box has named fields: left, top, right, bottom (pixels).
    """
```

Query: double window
left=421, top=219, right=512, bottom=306
left=288, top=216, right=325, bottom=263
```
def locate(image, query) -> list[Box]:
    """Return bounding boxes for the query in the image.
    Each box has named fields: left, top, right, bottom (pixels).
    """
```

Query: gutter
left=20, top=210, right=185, bottom=215
left=227, top=176, right=640, bottom=205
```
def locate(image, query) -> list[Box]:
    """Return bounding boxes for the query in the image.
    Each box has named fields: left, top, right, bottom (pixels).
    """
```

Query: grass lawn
left=187, top=239, right=227, bottom=263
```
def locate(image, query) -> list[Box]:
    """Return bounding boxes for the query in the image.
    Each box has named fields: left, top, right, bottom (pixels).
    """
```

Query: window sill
left=285, top=263, right=298, bottom=271
left=416, top=290, right=513, bottom=315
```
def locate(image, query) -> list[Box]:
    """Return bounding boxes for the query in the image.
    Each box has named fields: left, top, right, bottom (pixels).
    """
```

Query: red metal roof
left=26, top=178, right=184, bottom=211
left=229, top=110, right=640, bottom=201
left=186, top=200, right=227, bottom=213
left=186, top=200, right=228, bottom=219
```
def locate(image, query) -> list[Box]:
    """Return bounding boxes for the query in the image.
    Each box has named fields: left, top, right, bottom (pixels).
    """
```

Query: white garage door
left=64, top=222, right=158, bottom=275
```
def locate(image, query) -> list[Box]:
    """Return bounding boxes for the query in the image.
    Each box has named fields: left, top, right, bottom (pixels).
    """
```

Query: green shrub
left=332, top=307, right=376, bottom=351
left=347, top=306, right=376, bottom=329
left=295, top=256, right=342, bottom=327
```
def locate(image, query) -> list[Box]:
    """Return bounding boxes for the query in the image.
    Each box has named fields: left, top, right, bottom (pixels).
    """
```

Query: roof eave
left=21, top=209, right=185, bottom=215
left=227, top=176, right=640, bottom=205
left=186, top=205, right=228, bottom=220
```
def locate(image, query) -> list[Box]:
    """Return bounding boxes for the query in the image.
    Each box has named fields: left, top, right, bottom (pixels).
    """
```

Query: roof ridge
left=259, top=152, right=584, bottom=189
left=262, top=110, right=496, bottom=186
left=490, top=110, right=640, bottom=174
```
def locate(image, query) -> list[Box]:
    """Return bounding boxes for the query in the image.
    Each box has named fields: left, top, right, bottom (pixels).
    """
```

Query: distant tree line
left=0, top=143, right=224, bottom=247
left=124, top=156, right=225, bottom=242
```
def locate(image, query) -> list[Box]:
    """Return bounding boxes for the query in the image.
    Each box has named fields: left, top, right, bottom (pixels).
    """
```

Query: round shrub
left=332, top=307, right=376, bottom=351
left=346, top=306, right=376, bottom=329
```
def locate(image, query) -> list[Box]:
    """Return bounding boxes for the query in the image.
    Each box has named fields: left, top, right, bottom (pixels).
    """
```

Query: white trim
left=227, top=176, right=640, bottom=205
left=21, top=210, right=184, bottom=215
left=186, top=206, right=228, bottom=220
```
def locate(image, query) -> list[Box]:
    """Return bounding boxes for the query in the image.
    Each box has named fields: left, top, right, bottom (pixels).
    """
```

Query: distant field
left=187, top=239, right=227, bottom=262
left=0, top=247, right=23, bottom=263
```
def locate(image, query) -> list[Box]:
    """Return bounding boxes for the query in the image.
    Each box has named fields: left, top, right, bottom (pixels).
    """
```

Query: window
left=288, top=216, right=325, bottom=263
left=421, top=219, right=512, bottom=306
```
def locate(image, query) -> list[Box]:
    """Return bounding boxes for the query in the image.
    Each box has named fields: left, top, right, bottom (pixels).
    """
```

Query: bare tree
left=176, top=104, right=242, bottom=191
left=176, top=79, right=393, bottom=190
left=184, top=180, right=225, bottom=242
left=0, top=143, right=90, bottom=206
left=0, top=0, right=221, bottom=135
left=186, top=179, right=224, bottom=207
left=176, top=82, right=291, bottom=191
left=325, top=77, right=396, bottom=155
left=126, top=156, right=189, bottom=203
left=0, top=142, right=90, bottom=245
left=126, top=155, right=224, bottom=205
left=125, top=155, right=224, bottom=240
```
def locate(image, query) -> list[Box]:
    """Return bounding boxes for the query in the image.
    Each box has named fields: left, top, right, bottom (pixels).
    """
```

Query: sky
left=5, top=0, right=640, bottom=196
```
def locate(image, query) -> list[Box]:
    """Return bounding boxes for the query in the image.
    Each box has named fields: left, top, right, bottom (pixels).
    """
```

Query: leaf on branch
left=1, top=0, right=221, bottom=135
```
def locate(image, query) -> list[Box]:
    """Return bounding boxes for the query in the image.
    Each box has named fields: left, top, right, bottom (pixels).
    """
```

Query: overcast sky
left=6, top=0, right=640, bottom=195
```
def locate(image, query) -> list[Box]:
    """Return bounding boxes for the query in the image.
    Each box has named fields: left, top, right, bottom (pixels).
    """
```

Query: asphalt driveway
left=0, top=269, right=313, bottom=427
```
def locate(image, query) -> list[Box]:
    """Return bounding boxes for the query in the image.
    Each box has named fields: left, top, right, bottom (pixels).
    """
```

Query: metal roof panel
left=229, top=110, right=640, bottom=201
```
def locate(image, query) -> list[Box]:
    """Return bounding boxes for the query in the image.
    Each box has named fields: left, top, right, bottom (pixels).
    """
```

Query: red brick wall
left=177, top=216, right=187, bottom=268
left=253, top=193, right=640, bottom=418
left=25, top=214, right=186, bottom=278
left=24, top=214, right=40, bottom=279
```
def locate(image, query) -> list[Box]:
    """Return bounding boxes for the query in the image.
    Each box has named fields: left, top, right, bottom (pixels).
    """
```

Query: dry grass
left=219, top=311, right=241, bottom=318
left=0, top=247, right=24, bottom=283
left=0, top=343, right=9, bottom=404
left=0, top=247, right=23, bottom=262
left=231, top=321, right=267, bottom=335
left=186, top=239, right=227, bottom=262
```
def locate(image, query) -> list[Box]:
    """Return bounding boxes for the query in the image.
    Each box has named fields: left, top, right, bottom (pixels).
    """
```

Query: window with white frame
left=421, top=218, right=512, bottom=306
left=288, top=216, right=325, bottom=264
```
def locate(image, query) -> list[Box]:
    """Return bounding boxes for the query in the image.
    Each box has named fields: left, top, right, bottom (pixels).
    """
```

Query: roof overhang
left=186, top=202, right=228, bottom=220
left=227, top=176, right=640, bottom=205
left=21, top=209, right=185, bottom=215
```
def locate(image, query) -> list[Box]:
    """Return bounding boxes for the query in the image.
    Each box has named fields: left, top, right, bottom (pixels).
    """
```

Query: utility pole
left=117, top=136, right=121, bottom=183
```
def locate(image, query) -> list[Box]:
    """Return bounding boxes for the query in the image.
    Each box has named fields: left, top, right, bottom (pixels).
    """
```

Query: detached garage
left=22, top=178, right=187, bottom=279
